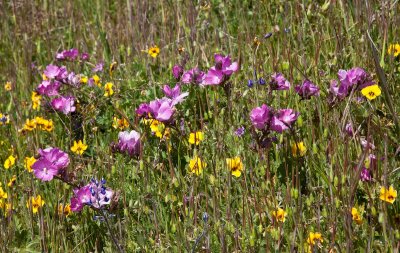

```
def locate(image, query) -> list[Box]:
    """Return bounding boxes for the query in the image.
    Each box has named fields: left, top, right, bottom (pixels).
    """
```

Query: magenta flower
left=162, top=84, right=189, bottom=105
left=37, top=80, right=61, bottom=96
left=250, top=104, right=272, bottom=129
left=81, top=52, right=90, bottom=61
left=270, top=73, right=290, bottom=90
left=181, top=67, right=205, bottom=84
left=32, top=147, right=70, bottom=181
left=270, top=109, right=299, bottom=133
left=51, top=96, right=76, bottom=114
left=92, top=62, right=104, bottom=73
left=136, top=103, right=150, bottom=118
left=344, top=122, right=354, bottom=137
left=295, top=79, right=320, bottom=99
left=360, top=167, right=372, bottom=182
left=70, top=185, right=91, bottom=212
left=202, top=54, right=239, bottom=86
left=44, top=65, right=61, bottom=79
left=172, top=65, right=184, bottom=80
left=56, top=48, right=79, bottom=61
left=70, top=179, right=114, bottom=212
left=118, top=130, right=141, bottom=156
left=148, top=98, right=175, bottom=122
left=66, top=72, right=81, bottom=87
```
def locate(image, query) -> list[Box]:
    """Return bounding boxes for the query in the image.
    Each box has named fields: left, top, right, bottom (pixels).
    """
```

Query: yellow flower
left=104, top=82, right=114, bottom=97
left=148, top=46, right=160, bottom=58
left=143, top=119, right=169, bottom=139
left=380, top=185, right=397, bottom=204
left=26, top=195, right=45, bottom=214
left=388, top=43, right=400, bottom=57
left=272, top=208, right=287, bottom=222
left=109, top=61, right=118, bottom=76
left=42, top=73, right=48, bottom=80
left=7, top=175, right=16, bottom=187
left=361, top=84, right=381, bottom=100
left=58, top=203, right=72, bottom=217
left=188, top=131, right=204, bottom=145
left=0, top=186, right=7, bottom=199
left=4, top=155, right=16, bottom=169
left=2, top=202, right=13, bottom=217
left=71, top=140, right=88, bottom=155
left=226, top=157, right=244, bottom=177
left=92, top=75, right=101, bottom=87
left=41, top=120, right=54, bottom=132
left=0, top=113, right=10, bottom=125
left=292, top=142, right=307, bottom=157
left=80, top=76, right=88, bottom=84
left=24, top=156, right=36, bottom=173
left=351, top=207, right=363, bottom=224
left=189, top=156, right=207, bottom=176
left=4, top=81, right=12, bottom=91
left=307, top=232, right=323, bottom=245
left=35, top=116, right=46, bottom=125
left=23, top=118, right=37, bottom=131
left=112, top=116, right=129, bottom=130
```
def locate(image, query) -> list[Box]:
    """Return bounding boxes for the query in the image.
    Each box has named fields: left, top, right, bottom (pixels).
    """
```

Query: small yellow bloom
left=148, top=46, right=160, bottom=58
left=0, top=186, right=7, bottom=199
left=143, top=119, right=169, bottom=139
left=4, top=81, right=12, bottom=91
left=23, top=118, right=37, bottom=131
left=24, top=156, right=36, bottom=173
left=272, top=208, right=287, bottom=222
left=292, top=142, right=307, bottom=157
left=7, top=175, right=16, bottom=187
left=226, top=157, right=244, bottom=177
left=71, top=140, right=88, bottom=155
left=361, top=84, right=381, bottom=100
left=58, top=203, right=72, bottom=217
left=35, top=116, right=46, bottom=125
left=2, top=202, right=13, bottom=217
left=42, top=73, right=48, bottom=80
left=104, top=82, right=114, bottom=97
left=112, top=116, right=129, bottom=130
left=388, top=43, right=400, bottom=57
left=307, top=232, right=323, bottom=245
left=41, top=120, right=54, bottom=132
left=4, top=155, right=16, bottom=169
left=188, top=131, right=204, bottom=145
left=351, top=207, right=363, bottom=224
left=109, top=61, right=118, bottom=76
left=380, top=185, right=397, bottom=204
left=189, top=156, right=207, bottom=176
left=80, top=76, right=88, bottom=84
left=92, top=75, right=101, bottom=87
left=26, top=195, right=45, bottom=214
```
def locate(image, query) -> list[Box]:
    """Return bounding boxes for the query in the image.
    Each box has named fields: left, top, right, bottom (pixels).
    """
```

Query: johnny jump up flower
left=361, top=84, right=381, bottom=100
left=226, top=157, right=244, bottom=177
left=379, top=186, right=397, bottom=204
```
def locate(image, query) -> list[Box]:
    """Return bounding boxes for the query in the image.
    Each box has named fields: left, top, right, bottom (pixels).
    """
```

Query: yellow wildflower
left=380, top=185, right=397, bottom=204
left=307, top=232, right=323, bottom=245
left=109, top=61, right=118, bottom=76
left=189, top=156, right=207, bottom=176
left=26, top=195, right=45, bottom=214
left=42, top=73, right=48, bottom=80
left=188, top=131, right=204, bottom=145
left=361, top=84, right=381, bottom=100
left=272, top=208, right=287, bottom=223
left=24, top=156, right=36, bottom=173
left=58, top=203, right=72, bottom=217
left=388, top=43, right=400, bottom=57
left=71, top=140, right=88, bottom=155
left=92, top=75, right=101, bottom=87
left=42, top=120, right=54, bottom=132
left=112, top=116, right=129, bottom=130
left=104, top=82, right=114, bottom=97
left=80, top=76, right=88, bottom=84
left=7, top=175, right=16, bottom=187
left=32, top=91, right=42, bottom=110
left=0, top=186, right=7, bottom=199
left=292, top=142, right=307, bottom=157
left=351, top=207, right=363, bottom=224
left=4, top=81, right=12, bottom=91
left=4, top=155, right=16, bottom=169
left=226, top=157, right=244, bottom=177
left=23, top=118, right=37, bottom=131
left=148, top=46, right=160, bottom=58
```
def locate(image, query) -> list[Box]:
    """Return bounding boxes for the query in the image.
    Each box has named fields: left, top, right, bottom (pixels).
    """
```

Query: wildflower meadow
left=0, top=1, right=399, bottom=252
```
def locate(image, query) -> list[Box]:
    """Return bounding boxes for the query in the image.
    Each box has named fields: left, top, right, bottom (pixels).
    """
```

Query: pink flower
left=295, top=79, right=320, bottom=100
left=51, top=96, right=76, bottom=114
left=202, top=54, right=239, bottom=86
left=270, top=109, right=299, bottom=133
left=37, top=80, right=61, bottom=96
left=270, top=73, right=290, bottom=90
left=56, top=48, right=79, bottom=61
left=118, top=130, right=141, bottom=156
left=148, top=98, right=175, bottom=122
left=162, top=84, right=189, bottom=105
left=172, top=65, right=184, bottom=80
left=32, top=147, right=70, bottom=181
left=181, top=67, right=205, bottom=84
left=250, top=104, right=272, bottom=129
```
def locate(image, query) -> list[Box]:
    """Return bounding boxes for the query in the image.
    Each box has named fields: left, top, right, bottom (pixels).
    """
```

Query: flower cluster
left=114, top=130, right=141, bottom=156
left=20, top=116, right=54, bottom=132
left=32, top=147, right=70, bottom=181
left=250, top=105, right=299, bottom=133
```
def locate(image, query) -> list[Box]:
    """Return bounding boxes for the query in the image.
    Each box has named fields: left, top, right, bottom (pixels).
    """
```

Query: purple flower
left=92, top=62, right=104, bottom=73
left=70, top=179, right=114, bottom=212
left=202, top=54, right=239, bottom=86
left=295, top=79, right=320, bottom=99
left=70, top=186, right=91, bottom=212
left=234, top=126, right=245, bottom=137
left=270, top=73, right=290, bottom=90
left=361, top=138, right=375, bottom=150
left=117, top=130, right=141, bottom=156
left=81, top=52, right=90, bottom=61
left=44, top=65, right=61, bottom=79
left=360, top=167, right=372, bottom=182
left=56, top=48, right=79, bottom=61
left=344, top=122, right=354, bottom=137
left=32, top=147, right=70, bottom=181
left=37, top=80, right=61, bottom=96
left=136, top=103, right=150, bottom=118
left=250, top=104, right=271, bottom=129
left=162, top=84, right=189, bottom=105
left=270, top=109, right=299, bottom=133
left=247, top=80, right=254, bottom=88
left=66, top=72, right=81, bottom=87
left=148, top=98, right=175, bottom=122
left=51, top=96, right=76, bottom=114
left=181, top=67, right=205, bottom=84
left=172, top=65, right=184, bottom=80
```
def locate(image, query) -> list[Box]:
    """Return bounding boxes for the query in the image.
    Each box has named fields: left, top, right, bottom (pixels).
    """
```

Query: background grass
left=0, top=0, right=399, bottom=252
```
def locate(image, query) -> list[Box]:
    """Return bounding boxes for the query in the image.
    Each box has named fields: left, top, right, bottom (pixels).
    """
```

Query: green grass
left=0, top=0, right=399, bottom=252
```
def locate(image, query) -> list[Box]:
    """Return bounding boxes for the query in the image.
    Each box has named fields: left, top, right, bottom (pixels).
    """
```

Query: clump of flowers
left=379, top=185, right=397, bottom=204
left=58, top=203, right=72, bottom=217
left=295, top=79, right=320, bottom=100
left=32, top=147, right=70, bottom=181
left=202, top=54, right=238, bottom=86
left=272, top=207, right=287, bottom=222
left=20, top=117, right=53, bottom=132
left=226, top=157, right=244, bottom=177
left=70, top=178, right=114, bottom=212
left=115, top=130, right=141, bottom=157
left=270, top=72, right=290, bottom=90
left=51, top=96, right=76, bottom=114
left=189, top=156, right=207, bottom=176
left=26, top=195, right=45, bottom=214
left=142, top=119, right=169, bottom=139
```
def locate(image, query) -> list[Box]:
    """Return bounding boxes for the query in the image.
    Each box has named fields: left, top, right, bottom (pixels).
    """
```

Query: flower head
left=0, top=186, right=7, bottom=199
left=71, top=140, right=88, bottom=155
left=189, top=156, right=207, bottom=176
left=272, top=208, right=287, bottom=222
left=7, top=175, right=16, bottom=187
left=58, top=203, right=72, bottom=217
left=351, top=207, right=363, bottom=224
left=360, top=167, right=372, bottom=182
left=250, top=104, right=272, bottom=129
left=361, top=84, right=381, bottom=100
left=292, top=142, right=307, bottom=157
left=162, top=84, right=189, bottom=104
left=172, top=65, right=184, bottom=80
left=70, top=179, right=114, bottom=212
left=26, top=195, right=45, bottom=214
left=37, top=80, right=62, bottom=96
left=202, top=54, right=238, bottom=86
left=226, top=157, right=244, bottom=177
left=148, top=46, right=160, bottom=58
left=181, top=67, right=205, bottom=85
left=104, top=82, right=114, bottom=97
left=380, top=186, right=397, bottom=204
left=270, top=109, right=299, bottom=133
left=4, top=155, right=16, bottom=169
left=24, top=156, right=36, bottom=173
left=51, top=96, right=76, bottom=114
left=295, top=79, right=320, bottom=99
left=4, top=81, right=12, bottom=91
left=307, top=232, right=323, bottom=245
left=112, top=116, right=129, bottom=130
left=56, top=48, right=79, bottom=61
left=31, top=91, right=42, bottom=110
left=234, top=126, right=245, bottom=137
left=270, top=73, right=290, bottom=90
left=388, top=43, right=400, bottom=57
left=188, top=131, right=204, bottom=145
left=32, top=147, right=70, bottom=181
left=117, top=130, right=141, bottom=156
